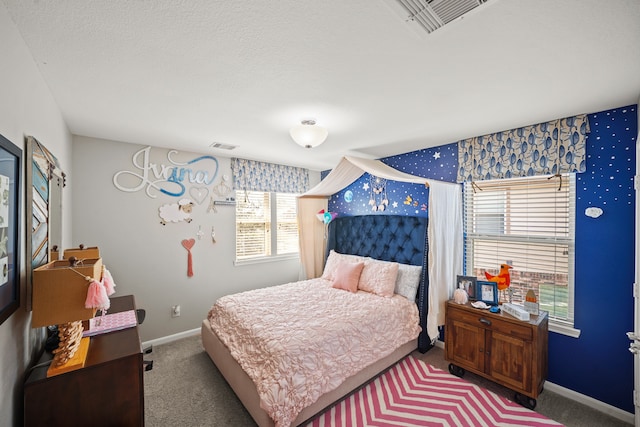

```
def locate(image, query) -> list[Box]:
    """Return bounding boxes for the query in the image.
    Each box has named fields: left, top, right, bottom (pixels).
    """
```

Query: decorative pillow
left=321, top=250, right=365, bottom=281
left=332, top=261, right=365, bottom=293
left=395, top=263, right=422, bottom=301
left=358, top=259, right=399, bottom=297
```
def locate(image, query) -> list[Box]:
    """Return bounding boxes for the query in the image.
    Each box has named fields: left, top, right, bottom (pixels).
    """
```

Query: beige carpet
left=144, top=334, right=631, bottom=426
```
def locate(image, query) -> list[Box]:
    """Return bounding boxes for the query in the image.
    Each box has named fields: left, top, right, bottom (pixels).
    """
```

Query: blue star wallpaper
left=327, top=143, right=458, bottom=217
left=578, top=106, right=636, bottom=208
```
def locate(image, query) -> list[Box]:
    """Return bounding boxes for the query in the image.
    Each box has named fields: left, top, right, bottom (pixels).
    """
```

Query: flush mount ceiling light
left=289, top=119, right=328, bottom=149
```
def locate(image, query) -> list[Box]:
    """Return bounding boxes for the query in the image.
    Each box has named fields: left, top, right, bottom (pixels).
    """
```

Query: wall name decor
left=113, top=146, right=219, bottom=198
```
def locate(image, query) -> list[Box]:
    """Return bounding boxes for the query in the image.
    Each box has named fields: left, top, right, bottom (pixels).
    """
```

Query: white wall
left=0, top=3, right=73, bottom=426
left=72, top=136, right=320, bottom=342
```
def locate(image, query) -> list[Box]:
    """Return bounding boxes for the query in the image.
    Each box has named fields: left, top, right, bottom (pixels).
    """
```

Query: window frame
left=234, top=190, right=300, bottom=265
left=463, top=174, right=580, bottom=337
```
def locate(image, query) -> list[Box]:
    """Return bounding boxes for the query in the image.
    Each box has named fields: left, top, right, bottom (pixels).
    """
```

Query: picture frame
left=456, top=275, right=477, bottom=300
left=0, top=134, right=21, bottom=325
left=477, top=281, right=498, bottom=306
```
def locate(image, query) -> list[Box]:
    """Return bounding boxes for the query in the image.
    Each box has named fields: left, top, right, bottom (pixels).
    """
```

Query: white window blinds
left=236, top=191, right=271, bottom=259
left=235, top=191, right=299, bottom=261
left=276, top=193, right=299, bottom=255
left=463, top=174, right=575, bottom=326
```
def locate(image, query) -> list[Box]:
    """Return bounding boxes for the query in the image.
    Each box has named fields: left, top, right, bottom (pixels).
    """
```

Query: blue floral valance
left=231, top=157, right=309, bottom=194
left=457, top=114, right=590, bottom=182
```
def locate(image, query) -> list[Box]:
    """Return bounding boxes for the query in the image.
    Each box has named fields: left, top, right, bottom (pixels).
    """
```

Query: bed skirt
left=201, top=319, right=416, bottom=427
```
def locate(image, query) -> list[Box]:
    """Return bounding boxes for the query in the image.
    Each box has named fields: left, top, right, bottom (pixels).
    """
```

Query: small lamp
left=289, top=119, right=328, bottom=148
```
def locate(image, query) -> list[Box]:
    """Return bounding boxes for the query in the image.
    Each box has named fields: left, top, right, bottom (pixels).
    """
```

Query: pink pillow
left=332, top=262, right=365, bottom=293
left=359, top=259, right=399, bottom=297
left=322, top=250, right=365, bottom=281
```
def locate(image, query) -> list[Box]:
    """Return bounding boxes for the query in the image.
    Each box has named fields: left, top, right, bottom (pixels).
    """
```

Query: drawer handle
left=479, top=317, right=491, bottom=326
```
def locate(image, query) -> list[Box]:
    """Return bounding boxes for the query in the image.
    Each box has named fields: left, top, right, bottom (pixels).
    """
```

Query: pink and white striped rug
left=307, top=355, right=563, bottom=427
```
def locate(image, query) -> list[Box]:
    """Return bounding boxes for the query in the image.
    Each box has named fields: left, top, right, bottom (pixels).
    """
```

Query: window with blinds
left=463, top=174, right=575, bottom=327
left=275, top=193, right=299, bottom=255
left=235, top=190, right=299, bottom=260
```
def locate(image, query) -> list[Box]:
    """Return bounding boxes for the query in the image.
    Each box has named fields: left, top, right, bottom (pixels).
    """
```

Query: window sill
left=549, top=322, right=581, bottom=338
left=234, top=253, right=299, bottom=267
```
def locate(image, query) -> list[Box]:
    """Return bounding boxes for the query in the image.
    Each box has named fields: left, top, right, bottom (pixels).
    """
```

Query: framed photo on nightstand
left=456, top=275, right=477, bottom=300
left=477, top=281, right=498, bottom=306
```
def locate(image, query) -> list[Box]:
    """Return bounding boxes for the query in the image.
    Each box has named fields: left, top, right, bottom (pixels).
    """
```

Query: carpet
left=307, top=355, right=564, bottom=427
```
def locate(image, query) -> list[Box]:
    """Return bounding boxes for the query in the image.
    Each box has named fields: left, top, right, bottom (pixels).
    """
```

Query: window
left=463, top=174, right=576, bottom=331
left=235, top=190, right=299, bottom=261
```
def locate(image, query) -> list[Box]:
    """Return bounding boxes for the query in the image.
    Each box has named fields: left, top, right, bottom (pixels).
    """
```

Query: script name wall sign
left=113, top=146, right=220, bottom=198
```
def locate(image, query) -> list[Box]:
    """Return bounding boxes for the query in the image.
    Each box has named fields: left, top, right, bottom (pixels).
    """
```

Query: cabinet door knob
left=479, top=317, right=492, bottom=326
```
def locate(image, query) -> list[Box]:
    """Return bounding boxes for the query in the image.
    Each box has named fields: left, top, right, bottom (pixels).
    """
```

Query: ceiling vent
left=209, top=142, right=237, bottom=150
left=389, top=0, right=490, bottom=34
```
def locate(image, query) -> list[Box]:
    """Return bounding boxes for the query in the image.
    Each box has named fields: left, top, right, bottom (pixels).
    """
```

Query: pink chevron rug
left=307, top=355, right=563, bottom=427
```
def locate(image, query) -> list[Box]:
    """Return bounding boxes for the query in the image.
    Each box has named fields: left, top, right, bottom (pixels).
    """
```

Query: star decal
left=362, top=183, right=369, bottom=191
left=392, top=201, right=398, bottom=208
left=433, top=151, right=441, bottom=160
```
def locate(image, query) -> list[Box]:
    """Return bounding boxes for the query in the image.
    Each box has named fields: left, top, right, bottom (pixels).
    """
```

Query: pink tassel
left=186, top=250, right=193, bottom=277
left=85, top=278, right=110, bottom=310
left=102, top=267, right=116, bottom=296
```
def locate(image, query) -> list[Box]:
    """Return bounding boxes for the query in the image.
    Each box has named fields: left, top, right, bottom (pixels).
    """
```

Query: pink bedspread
left=207, top=278, right=421, bottom=427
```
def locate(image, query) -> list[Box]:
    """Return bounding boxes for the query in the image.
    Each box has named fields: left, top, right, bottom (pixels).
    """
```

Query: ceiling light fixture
left=289, top=119, right=328, bottom=149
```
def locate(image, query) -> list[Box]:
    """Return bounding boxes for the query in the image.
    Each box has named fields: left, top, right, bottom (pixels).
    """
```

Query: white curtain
left=297, top=197, right=328, bottom=280
left=426, top=180, right=463, bottom=340
left=298, top=156, right=463, bottom=341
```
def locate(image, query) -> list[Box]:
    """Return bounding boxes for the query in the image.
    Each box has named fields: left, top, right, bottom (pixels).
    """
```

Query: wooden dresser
left=444, top=300, right=548, bottom=409
left=24, top=295, right=145, bottom=427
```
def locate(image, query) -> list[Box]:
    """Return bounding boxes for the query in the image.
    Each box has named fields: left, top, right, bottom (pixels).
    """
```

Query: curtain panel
left=457, top=114, right=590, bottom=182
left=231, top=158, right=309, bottom=193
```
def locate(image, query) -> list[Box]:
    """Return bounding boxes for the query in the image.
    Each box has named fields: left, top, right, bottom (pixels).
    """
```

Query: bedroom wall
left=329, top=105, right=637, bottom=414
left=0, top=3, right=74, bottom=426
left=71, top=137, right=320, bottom=343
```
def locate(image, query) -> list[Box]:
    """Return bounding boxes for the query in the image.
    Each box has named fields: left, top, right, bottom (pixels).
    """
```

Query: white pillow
left=395, top=263, right=422, bottom=301
left=321, top=250, right=366, bottom=281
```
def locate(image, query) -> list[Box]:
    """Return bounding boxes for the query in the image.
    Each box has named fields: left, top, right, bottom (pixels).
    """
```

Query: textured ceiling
left=3, top=0, right=639, bottom=171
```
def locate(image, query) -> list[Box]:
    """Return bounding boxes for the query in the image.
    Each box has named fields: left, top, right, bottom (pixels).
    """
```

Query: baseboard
left=436, top=339, right=634, bottom=425
left=542, top=381, right=634, bottom=424
left=142, top=327, right=200, bottom=348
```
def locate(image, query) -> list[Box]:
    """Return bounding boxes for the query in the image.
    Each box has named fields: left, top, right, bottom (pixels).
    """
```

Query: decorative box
left=31, top=258, right=103, bottom=327
left=63, top=245, right=100, bottom=260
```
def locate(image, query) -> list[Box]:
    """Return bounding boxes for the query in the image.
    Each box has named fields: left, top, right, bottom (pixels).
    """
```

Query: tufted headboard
left=326, top=215, right=432, bottom=353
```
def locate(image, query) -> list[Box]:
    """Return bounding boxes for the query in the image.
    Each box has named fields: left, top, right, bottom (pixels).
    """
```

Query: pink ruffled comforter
left=207, top=278, right=421, bottom=427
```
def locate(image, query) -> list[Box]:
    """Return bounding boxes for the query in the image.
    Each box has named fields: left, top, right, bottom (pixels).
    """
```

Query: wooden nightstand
left=24, top=295, right=145, bottom=427
left=444, top=300, right=548, bottom=409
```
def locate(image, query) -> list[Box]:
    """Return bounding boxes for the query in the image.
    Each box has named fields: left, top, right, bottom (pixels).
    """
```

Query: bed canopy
left=297, top=156, right=463, bottom=342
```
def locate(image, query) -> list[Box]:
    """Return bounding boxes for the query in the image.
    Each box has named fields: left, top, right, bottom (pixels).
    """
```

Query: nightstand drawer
left=447, top=304, right=532, bottom=340
left=491, top=318, right=532, bottom=341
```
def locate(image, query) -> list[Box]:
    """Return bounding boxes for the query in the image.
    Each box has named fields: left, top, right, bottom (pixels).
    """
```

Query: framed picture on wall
left=456, top=275, right=477, bottom=300
left=477, top=281, right=498, bottom=306
left=0, top=134, right=21, bottom=325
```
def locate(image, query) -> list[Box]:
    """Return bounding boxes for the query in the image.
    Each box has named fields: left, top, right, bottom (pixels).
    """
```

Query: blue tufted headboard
left=326, top=215, right=432, bottom=353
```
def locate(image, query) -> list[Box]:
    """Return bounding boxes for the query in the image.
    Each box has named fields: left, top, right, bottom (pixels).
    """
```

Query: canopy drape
left=298, top=156, right=463, bottom=342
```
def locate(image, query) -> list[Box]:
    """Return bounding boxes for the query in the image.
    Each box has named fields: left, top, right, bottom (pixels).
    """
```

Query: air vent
left=209, top=142, right=237, bottom=150
left=390, top=0, right=489, bottom=34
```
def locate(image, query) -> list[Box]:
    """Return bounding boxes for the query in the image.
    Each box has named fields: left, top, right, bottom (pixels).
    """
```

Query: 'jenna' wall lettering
left=113, top=146, right=219, bottom=198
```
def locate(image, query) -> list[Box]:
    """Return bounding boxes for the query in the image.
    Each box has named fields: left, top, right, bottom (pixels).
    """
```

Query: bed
left=201, top=214, right=432, bottom=427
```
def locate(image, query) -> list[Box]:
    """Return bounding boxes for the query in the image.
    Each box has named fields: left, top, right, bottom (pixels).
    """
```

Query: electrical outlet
left=171, top=305, right=181, bottom=318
